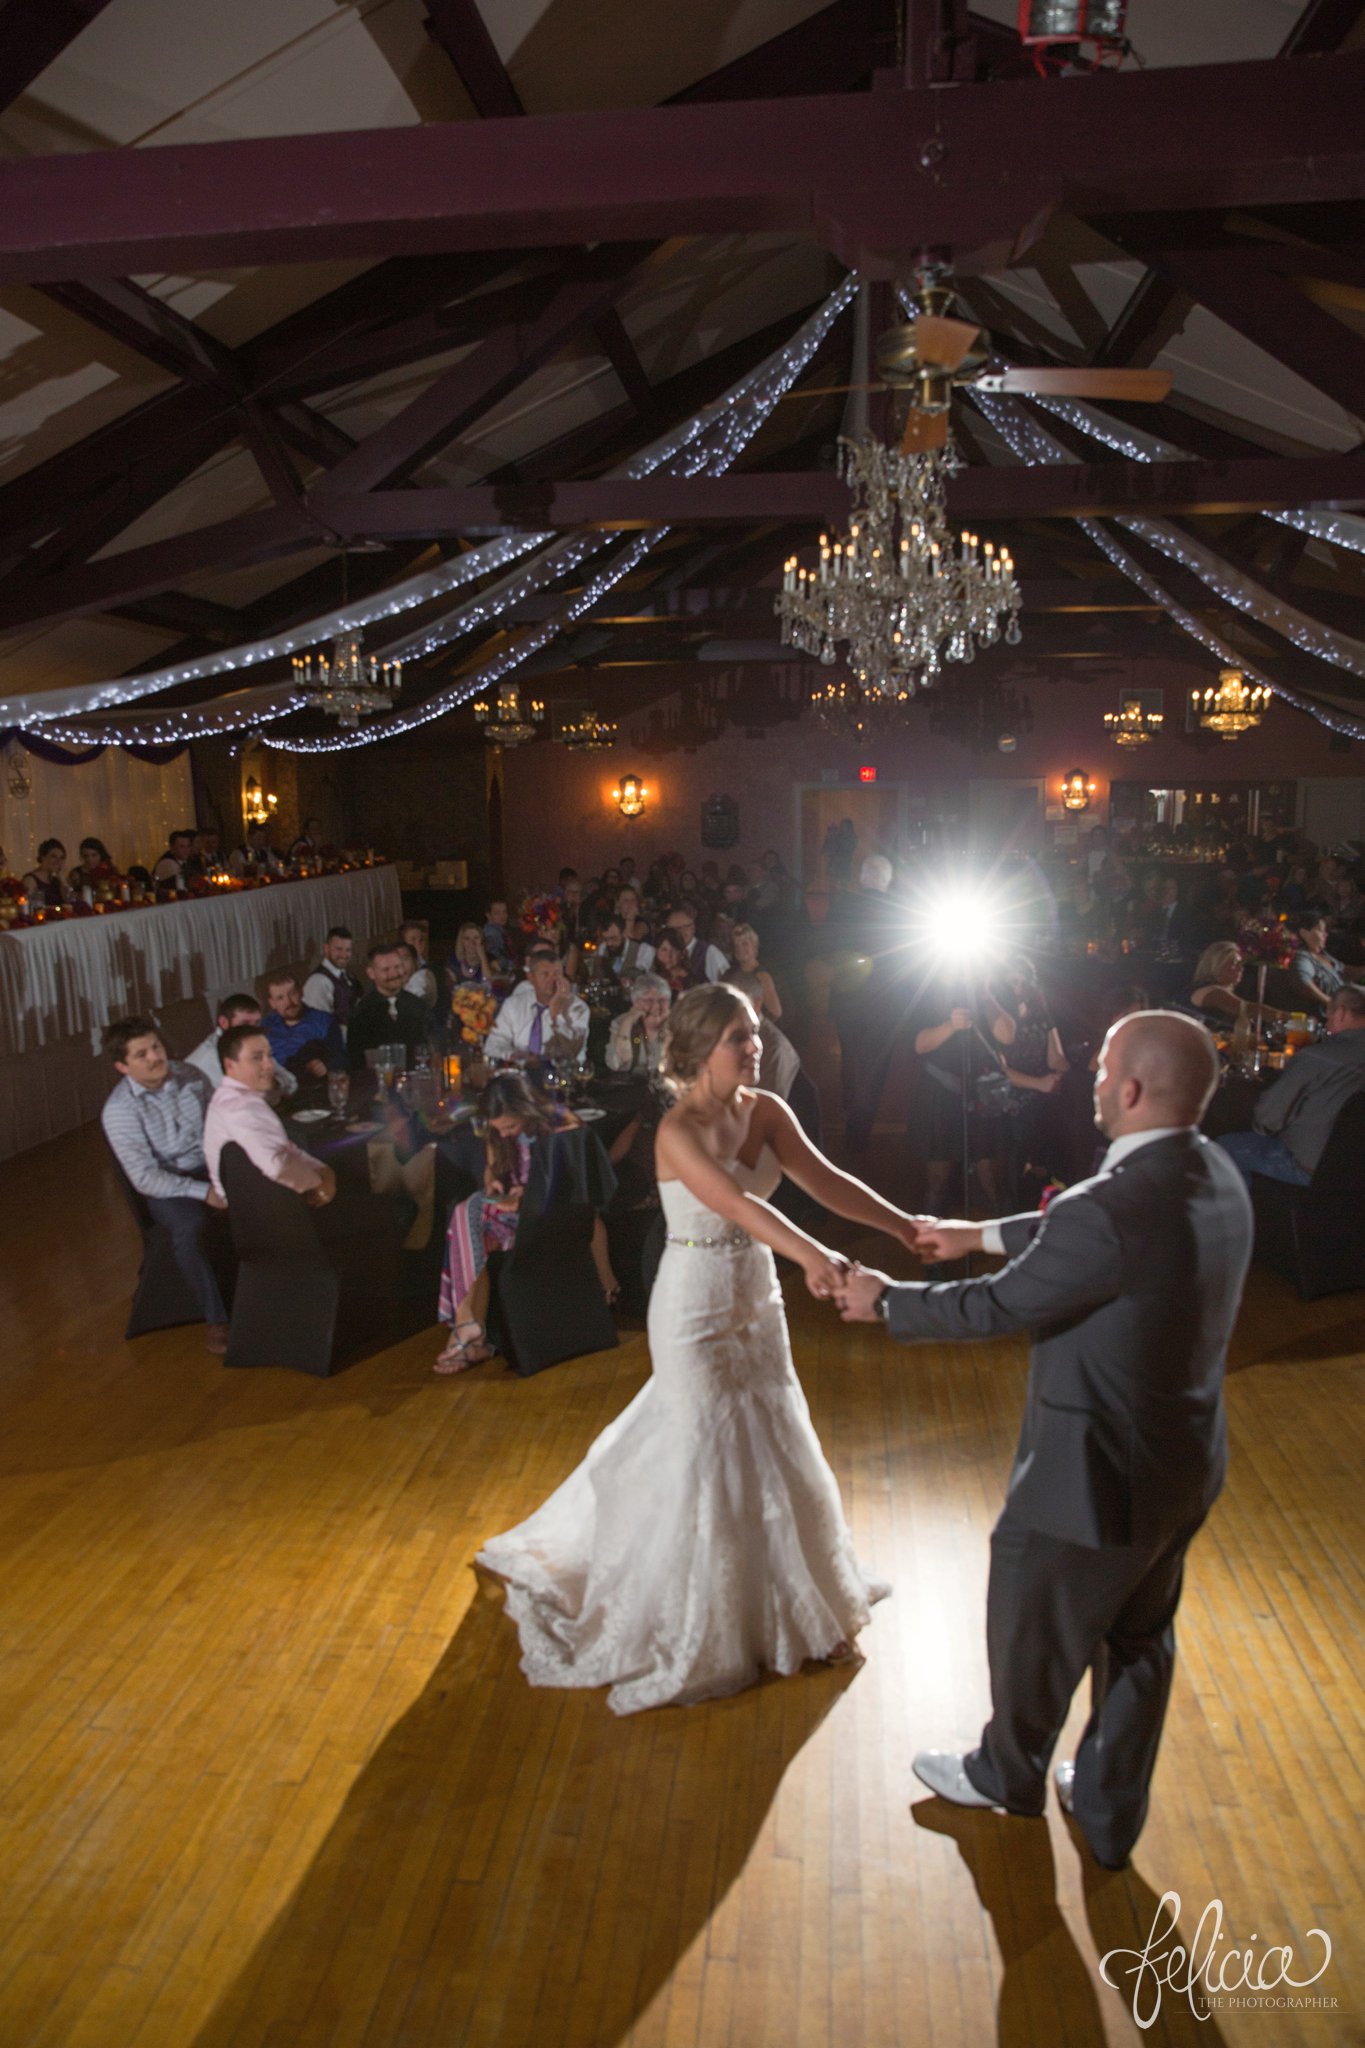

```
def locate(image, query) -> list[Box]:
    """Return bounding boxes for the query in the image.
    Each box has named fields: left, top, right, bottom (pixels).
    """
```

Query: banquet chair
left=110, top=1154, right=233, bottom=1341
left=1248, top=1091, right=1365, bottom=1301
left=485, top=1125, right=618, bottom=1377
left=217, top=1141, right=341, bottom=1374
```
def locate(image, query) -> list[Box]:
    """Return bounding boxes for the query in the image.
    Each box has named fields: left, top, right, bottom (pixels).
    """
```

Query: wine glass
left=327, top=1070, right=350, bottom=1122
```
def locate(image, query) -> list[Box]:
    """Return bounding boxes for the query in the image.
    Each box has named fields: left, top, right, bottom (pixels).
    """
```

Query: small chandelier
left=474, top=681, right=544, bottom=748
left=1104, top=696, right=1163, bottom=748
left=560, top=709, right=618, bottom=752
left=1193, top=668, right=1270, bottom=741
left=292, top=633, right=399, bottom=729
left=776, top=434, right=1022, bottom=698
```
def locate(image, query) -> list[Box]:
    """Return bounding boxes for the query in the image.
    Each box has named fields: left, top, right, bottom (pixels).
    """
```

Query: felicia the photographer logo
left=1099, top=1890, right=1335, bottom=2028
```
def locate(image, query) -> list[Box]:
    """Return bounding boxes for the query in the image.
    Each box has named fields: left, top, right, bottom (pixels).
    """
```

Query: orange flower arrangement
left=451, top=985, right=498, bottom=1045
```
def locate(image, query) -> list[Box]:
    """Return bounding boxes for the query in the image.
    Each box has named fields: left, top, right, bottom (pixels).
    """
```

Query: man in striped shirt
left=99, top=1016, right=229, bottom=1351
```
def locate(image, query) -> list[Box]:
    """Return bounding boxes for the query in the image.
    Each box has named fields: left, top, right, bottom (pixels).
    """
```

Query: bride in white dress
left=477, top=983, right=923, bottom=1715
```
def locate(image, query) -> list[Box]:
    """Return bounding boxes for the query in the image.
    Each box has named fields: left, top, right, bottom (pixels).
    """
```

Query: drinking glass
left=327, top=1070, right=350, bottom=1121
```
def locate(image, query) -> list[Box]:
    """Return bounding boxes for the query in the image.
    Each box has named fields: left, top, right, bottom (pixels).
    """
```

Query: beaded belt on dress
left=665, top=1228, right=749, bottom=1250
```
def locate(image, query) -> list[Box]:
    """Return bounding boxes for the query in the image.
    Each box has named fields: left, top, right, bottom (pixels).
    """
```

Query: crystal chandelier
left=1193, top=668, right=1270, bottom=740
left=291, top=633, right=400, bottom=729
left=1103, top=696, right=1163, bottom=747
left=559, top=709, right=618, bottom=752
left=473, top=681, right=544, bottom=747
left=776, top=435, right=1022, bottom=698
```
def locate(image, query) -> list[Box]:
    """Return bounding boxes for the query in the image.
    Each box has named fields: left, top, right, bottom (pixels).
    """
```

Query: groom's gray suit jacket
left=886, top=1133, right=1253, bottom=1550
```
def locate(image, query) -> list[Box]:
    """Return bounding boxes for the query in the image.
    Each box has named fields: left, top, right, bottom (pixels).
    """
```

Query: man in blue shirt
left=261, top=972, right=343, bottom=1093
left=99, top=1016, right=229, bottom=1349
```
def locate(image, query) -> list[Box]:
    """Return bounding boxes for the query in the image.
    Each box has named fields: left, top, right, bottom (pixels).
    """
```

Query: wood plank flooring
left=0, top=1122, right=1360, bottom=2046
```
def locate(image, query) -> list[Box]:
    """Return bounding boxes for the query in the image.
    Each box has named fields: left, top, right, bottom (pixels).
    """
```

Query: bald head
left=1094, top=1010, right=1218, bottom=1140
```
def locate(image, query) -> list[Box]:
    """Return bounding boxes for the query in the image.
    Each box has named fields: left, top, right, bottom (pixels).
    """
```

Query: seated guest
left=186, top=993, right=296, bottom=1103
left=662, top=904, right=729, bottom=984
left=447, top=921, right=494, bottom=987
left=99, top=1016, right=229, bottom=1351
left=289, top=817, right=324, bottom=862
left=22, top=838, right=72, bottom=908
left=229, top=823, right=282, bottom=877
left=593, top=915, right=630, bottom=979
left=1190, top=941, right=1288, bottom=1027
left=204, top=1024, right=335, bottom=1204
left=652, top=929, right=691, bottom=996
left=728, top=924, right=782, bottom=1020
left=485, top=945, right=589, bottom=1063
left=152, top=827, right=197, bottom=888
left=346, top=938, right=435, bottom=1071
left=196, top=828, right=224, bottom=876
left=556, top=866, right=584, bottom=940
left=69, top=837, right=115, bottom=893
left=301, top=926, right=362, bottom=1036
left=1290, top=914, right=1347, bottom=1012
left=611, top=888, right=656, bottom=971
left=605, top=972, right=671, bottom=1075
left=261, top=974, right=343, bottom=1088
left=726, top=922, right=802, bottom=1100
left=483, top=898, right=516, bottom=973
left=400, top=921, right=439, bottom=1010
left=435, top=1072, right=615, bottom=1373
left=1218, top=983, right=1365, bottom=1186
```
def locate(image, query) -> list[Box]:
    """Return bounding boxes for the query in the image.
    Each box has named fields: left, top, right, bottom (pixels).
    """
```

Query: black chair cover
left=486, top=1124, right=619, bottom=1377
left=109, top=1151, right=234, bottom=1340
left=1249, top=1090, right=1365, bottom=1300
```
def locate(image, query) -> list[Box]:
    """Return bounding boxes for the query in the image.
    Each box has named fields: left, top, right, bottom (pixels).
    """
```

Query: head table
left=0, top=865, right=401, bottom=1162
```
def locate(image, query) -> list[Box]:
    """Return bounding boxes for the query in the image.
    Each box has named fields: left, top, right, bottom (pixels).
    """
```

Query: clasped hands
left=802, top=1214, right=985, bottom=1322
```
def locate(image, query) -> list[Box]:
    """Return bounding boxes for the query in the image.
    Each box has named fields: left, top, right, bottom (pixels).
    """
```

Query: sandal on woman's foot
left=434, top=1321, right=494, bottom=1374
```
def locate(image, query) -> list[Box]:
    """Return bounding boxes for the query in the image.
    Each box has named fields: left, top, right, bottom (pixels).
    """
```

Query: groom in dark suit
left=838, top=1011, right=1252, bottom=1868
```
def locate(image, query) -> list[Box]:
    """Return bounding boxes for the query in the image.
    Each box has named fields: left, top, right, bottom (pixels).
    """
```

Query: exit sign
left=858, top=765, right=878, bottom=783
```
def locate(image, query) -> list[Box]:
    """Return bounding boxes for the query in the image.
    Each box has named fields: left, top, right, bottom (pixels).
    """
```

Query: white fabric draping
left=0, top=866, right=401, bottom=1059
left=0, top=745, right=194, bottom=880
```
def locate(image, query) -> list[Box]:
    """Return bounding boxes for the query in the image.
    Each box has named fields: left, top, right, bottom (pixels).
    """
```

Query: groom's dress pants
left=963, top=1512, right=1205, bottom=1865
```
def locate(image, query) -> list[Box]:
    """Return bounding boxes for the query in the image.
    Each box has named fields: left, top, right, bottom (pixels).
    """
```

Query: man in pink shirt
left=204, top=1023, right=336, bottom=1205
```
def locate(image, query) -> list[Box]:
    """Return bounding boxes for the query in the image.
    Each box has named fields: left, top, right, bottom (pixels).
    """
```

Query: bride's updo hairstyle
left=661, top=982, right=757, bottom=1094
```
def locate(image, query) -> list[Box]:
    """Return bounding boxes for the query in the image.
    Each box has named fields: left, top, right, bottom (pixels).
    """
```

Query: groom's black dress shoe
left=1054, top=1761, right=1130, bottom=1870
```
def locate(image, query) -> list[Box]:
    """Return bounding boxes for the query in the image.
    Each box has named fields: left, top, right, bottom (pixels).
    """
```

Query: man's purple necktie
left=529, top=1003, right=546, bottom=1056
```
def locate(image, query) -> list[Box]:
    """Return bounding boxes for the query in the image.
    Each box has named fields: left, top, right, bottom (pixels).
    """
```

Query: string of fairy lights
left=971, top=387, right=1365, bottom=742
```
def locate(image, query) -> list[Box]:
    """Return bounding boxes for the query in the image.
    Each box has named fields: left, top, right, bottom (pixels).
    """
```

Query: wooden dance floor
left=0, top=1122, right=1360, bottom=2047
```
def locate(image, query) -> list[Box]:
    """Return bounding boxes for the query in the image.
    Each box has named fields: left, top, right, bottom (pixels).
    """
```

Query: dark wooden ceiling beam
left=311, top=245, right=656, bottom=498
left=0, top=0, right=118, bottom=111
left=422, top=0, right=523, bottom=117
left=668, top=0, right=880, bottom=102
left=1120, top=242, right=1365, bottom=418
left=10, top=444, right=1365, bottom=632
left=1279, top=0, right=1365, bottom=53
left=2, top=57, right=1364, bottom=279
left=1089, top=271, right=1189, bottom=367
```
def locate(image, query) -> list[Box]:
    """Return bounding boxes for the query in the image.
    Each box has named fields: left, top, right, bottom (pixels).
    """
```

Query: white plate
left=575, top=1106, right=607, bottom=1121
left=290, top=1107, right=331, bottom=1123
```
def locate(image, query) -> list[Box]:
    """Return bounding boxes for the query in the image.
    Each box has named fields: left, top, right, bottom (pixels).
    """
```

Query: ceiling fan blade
left=910, top=314, right=982, bottom=371
left=901, top=407, right=950, bottom=454
left=983, top=367, right=1173, bottom=402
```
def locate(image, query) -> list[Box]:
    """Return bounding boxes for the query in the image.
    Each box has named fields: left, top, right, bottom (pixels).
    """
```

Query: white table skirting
left=0, top=867, right=402, bottom=1160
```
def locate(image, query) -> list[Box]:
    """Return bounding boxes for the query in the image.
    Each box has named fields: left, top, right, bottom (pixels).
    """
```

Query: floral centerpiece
left=519, top=890, right=562, bottom=939
left=0, top=876, right=29, bottom=929
left=1238, top=914, right=1297, bottom=968
left=451, top=985, right=498, bottom=1046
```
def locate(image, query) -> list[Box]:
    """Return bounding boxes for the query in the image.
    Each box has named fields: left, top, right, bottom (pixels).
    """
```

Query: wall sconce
left=612, top=772, right=647, bottom=820
left=243, top=776, right=278, bottom=827
left=1060, top=769, right=1096, bottom=812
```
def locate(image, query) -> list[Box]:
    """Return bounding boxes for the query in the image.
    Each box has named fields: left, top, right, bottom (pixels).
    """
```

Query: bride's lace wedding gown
left=477, top=1146, right=888, bottom=1715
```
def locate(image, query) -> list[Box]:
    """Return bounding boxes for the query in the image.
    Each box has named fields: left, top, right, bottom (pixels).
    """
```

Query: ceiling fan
left=794, top=273, right=1172, bottom=454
